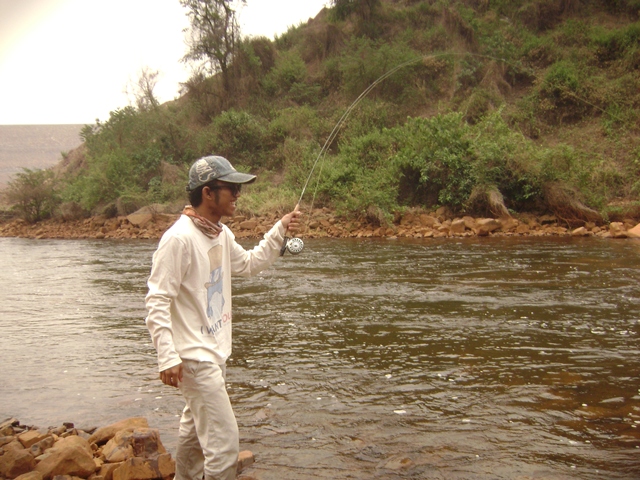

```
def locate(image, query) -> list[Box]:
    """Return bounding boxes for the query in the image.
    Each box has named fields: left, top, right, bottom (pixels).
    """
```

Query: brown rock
left=98, top=462, right=123, bottom=480
left=102, top=429, right=165, bottom=464
left=236, top=451, right=254, bottom=474
left=609, top=222, right=628, bottom=238
left=1, top=436, right=15, bottom=447
left=499, top=217, right=519, bottom=232
left=4, top=440, right=27, bottom=453
left=34, top=436, right=96, bottom=480
left=125, top=214, right=153, bottom=229
left=418, top=214, right=438, bottom=228
left=571, top=227, right=589, bottom=236
left=0, top=419, right=19, bottom=431
left=400, top=212, right=418, bottom=226
left=56, top=436, right=93, bottom=457
left=239, top=220, right=258, bottom=230
left=449, top=219, right=465, bottom=234
left=30, top=436, right=55, bottom=457
left=474, top=218, right=500, bottom=236
left=88, top=419, right=149, bottom=446
left=462, top=216, right=476, bottom=230
left=435, top=206, right=450, bottom=220
left=18, top=431, right=48, bottom=449
left=112, top=453, right=174, bottom=480
left=626, top=223, right=640, bottom=238
left=14, top=471, right=43, bottom=480
left=0, top=447, right=37, bottom=479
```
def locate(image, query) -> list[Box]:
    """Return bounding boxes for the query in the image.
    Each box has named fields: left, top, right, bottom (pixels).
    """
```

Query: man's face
left=204, top=181, right=242, bottom=218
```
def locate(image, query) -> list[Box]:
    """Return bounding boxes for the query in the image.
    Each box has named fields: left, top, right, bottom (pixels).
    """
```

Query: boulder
left=102, top=429, right=165, bottom=464
left=56, top=436, right=93, bottom=458
left=0, top=447, right=37, bottom=479
left=30, top=437, right=55, bottom=457
left=399, top=212, right=415, bottom=226
left=449, top=219, right=466, bottom=234
left=112, top=454, right=174, bottom=480
left=3, top=440, right=26, bottom=453
left=239, top=220, right=258, bottom=230
left=18, top=431, right=48, bottom=449
left=14, top=472, right=43, bottom=480
left=125, top=214, right=153, bottom=229
left=0, top=419, right=19, bottom=436
left=97, top=462, right=122, bottom=480
left=571, top=227, right=589, bottom=236
left=34, top=436, right=96, bottom=480
left=474, top=218, right=501, bottom=236
left=1, top=436, right=15, bottom=447
left=499, top=217, right=519, bottom=232
left=462, top=216, right=477, bottom=230
left=626, top=223, right=640, bottom=238
left=236, top=451, right=254, bottom=474
left=609, top=222, right=628, bottom=238
left=88, top=419, right=149, bottom=446
left=418, top=214, right=438, bottom=227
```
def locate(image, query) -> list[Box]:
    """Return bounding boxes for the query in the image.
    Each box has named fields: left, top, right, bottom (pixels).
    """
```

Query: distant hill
left=0, top=125, right=84, bottom=188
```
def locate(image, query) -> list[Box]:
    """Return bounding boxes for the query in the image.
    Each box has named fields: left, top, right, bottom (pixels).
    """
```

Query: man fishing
left=145, top=155, right=301, bottom=480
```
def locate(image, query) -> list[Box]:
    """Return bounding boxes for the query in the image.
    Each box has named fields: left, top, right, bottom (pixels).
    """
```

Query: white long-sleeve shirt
left=145, top=214, right=285, bottom=371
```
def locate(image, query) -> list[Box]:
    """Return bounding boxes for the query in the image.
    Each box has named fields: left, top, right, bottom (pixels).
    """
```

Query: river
left=1, top=236, right=639, bottom=479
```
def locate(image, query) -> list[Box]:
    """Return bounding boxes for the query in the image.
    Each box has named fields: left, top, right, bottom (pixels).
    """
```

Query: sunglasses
left=210, top=183, right=242, bottom=196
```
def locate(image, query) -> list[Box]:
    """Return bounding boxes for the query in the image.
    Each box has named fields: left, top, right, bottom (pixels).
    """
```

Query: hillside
left=3, top=0, right=640, bottom=225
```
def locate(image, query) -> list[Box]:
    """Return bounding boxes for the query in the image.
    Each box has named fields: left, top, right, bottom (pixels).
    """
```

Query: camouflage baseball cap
left=187, top=155, right=256, bottom=191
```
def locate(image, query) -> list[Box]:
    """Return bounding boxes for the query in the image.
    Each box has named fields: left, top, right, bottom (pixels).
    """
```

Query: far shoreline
left=1, top=208, right=638, bottom=242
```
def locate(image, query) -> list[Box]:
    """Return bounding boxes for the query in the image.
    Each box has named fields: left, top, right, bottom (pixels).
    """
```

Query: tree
left=5, top=168, right=59, bottom=223
left=180, top=0, right=246, bottom=93
left=125, top=67, right=160, bottom=112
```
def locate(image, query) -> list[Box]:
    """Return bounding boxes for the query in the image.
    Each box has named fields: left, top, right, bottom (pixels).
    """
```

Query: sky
left=0, top=0, right=328, bottom=125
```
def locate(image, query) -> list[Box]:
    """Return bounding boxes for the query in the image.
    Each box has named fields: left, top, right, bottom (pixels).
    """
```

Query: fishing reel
left=280, top=236, right=304, bottom=256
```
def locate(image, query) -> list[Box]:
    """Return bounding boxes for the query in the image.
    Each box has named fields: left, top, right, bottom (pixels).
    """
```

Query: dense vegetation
left=5, top=0, right=640, bottom=225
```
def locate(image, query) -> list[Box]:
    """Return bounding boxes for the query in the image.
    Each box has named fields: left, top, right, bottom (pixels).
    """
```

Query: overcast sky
left=0, top=0, right=328, bottom=125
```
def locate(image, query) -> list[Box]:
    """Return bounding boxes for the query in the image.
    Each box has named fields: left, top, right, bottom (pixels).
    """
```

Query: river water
left=1, top=236, right=639, bottom=479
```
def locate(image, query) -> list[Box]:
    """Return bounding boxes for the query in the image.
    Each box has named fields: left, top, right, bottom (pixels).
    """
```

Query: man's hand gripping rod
left=280, top=204, right=304, bottom=256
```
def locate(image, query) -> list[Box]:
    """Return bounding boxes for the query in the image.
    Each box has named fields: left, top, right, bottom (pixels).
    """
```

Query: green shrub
left=532, top=60, right=591, bottom=123
left=591, top=22, right=640, bottom=63
left=520, top=32, right=558, bottom=67
left=261, top=50, right=308, bottom=96
left=267, top=106, right=324, bottom=144
left=338, top=37, right=422, bottom=100
left=392, top=113, right=476, bottom=209
left=196, top=110, right=267, bottom=167
left=5, top=168, right=59, bottom=223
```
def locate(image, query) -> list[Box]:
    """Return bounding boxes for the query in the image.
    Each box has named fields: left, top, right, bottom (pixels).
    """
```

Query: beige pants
left=175, top=360, right=239, bottom=480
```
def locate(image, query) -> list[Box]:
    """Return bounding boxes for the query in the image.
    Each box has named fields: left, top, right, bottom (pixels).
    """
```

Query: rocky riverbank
left=0, top=417, right=255, bottom=480
left=1, top=206, right=640, bottom=241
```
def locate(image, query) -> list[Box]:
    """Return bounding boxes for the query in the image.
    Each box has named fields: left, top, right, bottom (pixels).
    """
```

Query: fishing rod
left=280, top=52, right=513, bottom=255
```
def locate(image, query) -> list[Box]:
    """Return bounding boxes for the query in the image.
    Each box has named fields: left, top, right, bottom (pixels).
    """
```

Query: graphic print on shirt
left=203, top=245, right=226, bottom=336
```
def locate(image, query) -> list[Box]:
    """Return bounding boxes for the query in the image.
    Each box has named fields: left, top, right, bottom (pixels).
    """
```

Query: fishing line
left=281, top=51, right=519, bottom=255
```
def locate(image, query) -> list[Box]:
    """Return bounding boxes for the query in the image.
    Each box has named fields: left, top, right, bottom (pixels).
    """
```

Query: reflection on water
left=1, top=236, right=639, bottom=479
